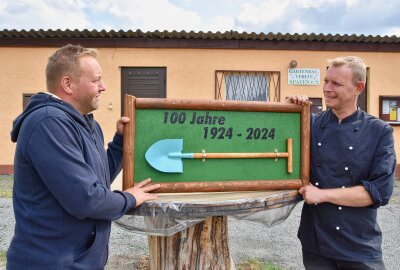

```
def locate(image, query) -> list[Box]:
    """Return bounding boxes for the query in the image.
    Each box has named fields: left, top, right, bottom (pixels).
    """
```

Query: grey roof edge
left=1, top=29, right=399, bottom=43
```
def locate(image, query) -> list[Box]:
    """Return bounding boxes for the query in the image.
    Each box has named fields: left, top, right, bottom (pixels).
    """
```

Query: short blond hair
left=46, top=44, right=97, bottom=92
left=328, top=56, right=366, bottom=85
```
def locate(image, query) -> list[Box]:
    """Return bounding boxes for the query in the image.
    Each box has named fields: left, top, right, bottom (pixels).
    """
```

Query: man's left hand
left=299, top=183, right=326, bottom=204
left=116, top=116, right=130, bottom=135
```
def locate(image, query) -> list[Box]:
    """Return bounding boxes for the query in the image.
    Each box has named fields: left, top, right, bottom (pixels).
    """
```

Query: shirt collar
left=329, top=108, right=360, bottom=124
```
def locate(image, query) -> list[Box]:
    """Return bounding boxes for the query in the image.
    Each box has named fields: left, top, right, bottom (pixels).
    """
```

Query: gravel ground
left=1, top=183, right=399, bottom=270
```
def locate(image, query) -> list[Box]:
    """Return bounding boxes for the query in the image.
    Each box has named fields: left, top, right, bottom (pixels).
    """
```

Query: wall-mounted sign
left=288, top=68, right=320, bottom=85
left=379, top=96, right=400, bottom=125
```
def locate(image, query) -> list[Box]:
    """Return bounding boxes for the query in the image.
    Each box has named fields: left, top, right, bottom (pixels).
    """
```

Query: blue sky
left=1, top=0, right=399, bottom=36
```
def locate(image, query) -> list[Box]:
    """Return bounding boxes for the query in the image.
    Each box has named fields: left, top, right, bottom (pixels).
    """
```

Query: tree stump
left=148, top=216, right=233, bottom=270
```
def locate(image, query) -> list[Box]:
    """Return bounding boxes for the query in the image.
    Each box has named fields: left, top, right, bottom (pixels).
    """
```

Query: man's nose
left=99, top=81, right=106, bottom=92
left=323, top=82, right=332, bottom=92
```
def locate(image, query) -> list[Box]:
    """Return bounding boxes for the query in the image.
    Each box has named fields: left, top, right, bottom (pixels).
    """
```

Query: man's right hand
left=285, top=95, right=312, bottom=105
left=124, top=178, right=160, bottom=207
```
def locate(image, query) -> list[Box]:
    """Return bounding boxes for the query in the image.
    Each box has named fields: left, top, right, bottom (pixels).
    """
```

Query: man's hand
left=298, top=183, right=326, bottom=204
left=116, top=116, right=130, bottom=135
left=299, top=183, right=373, bottom=207
left=124, top=178, right=160, bottom=207
left=285, top=95, right=312, bottom=106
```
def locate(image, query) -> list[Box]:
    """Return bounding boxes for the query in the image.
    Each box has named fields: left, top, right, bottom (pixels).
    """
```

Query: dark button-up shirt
left=298, top=109, right=396, bottom=261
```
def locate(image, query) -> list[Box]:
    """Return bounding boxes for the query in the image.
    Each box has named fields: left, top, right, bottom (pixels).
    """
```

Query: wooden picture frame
left=123, top=95, right=310, bottom=193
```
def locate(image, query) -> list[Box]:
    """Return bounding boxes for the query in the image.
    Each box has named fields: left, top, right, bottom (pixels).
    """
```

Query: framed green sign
left=123, top=95, right=310, bottom=193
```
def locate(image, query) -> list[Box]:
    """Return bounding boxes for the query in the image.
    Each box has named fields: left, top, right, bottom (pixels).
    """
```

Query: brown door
left=121, top=67, right=166, bottom=114
left=309, top=98, right=323, bottom=114
left=23, top=93, right=35, bottom=110
left=357, top=73, right=368, bottom=112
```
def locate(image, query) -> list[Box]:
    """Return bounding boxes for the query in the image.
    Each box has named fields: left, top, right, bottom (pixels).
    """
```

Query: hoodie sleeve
left=24, top=116, right=136, bottom=220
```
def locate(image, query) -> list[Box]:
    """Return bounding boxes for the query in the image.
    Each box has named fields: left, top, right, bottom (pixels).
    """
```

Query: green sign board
left=123, top=96, right=310, bottom=193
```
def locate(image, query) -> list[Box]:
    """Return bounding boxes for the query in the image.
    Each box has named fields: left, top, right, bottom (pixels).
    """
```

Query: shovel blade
left=145, top=139, right=184, bottom=173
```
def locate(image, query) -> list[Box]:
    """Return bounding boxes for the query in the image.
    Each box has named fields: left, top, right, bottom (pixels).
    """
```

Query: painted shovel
left=145, top=138, right=292, bottom=173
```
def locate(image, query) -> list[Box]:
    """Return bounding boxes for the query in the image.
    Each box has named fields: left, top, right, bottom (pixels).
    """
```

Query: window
left=225, top=74, right=267, bottom=101
left=215, top=71, right=280, bottom=101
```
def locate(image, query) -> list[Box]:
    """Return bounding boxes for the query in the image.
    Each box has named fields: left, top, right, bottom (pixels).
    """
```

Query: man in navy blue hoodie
left=7, top=44, right=160, bottom=269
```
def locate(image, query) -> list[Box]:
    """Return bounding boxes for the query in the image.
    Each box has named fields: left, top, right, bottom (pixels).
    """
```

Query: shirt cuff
left=361, top=181, right=384, bottom=209
left=113, top=133, right=123, bottom=146
left=123, top=191, right=137, bottom=209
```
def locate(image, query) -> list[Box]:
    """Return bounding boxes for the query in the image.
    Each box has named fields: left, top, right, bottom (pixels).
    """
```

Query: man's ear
left=355, top=81, right=365, bottom=96
left=60, top=76, right=73, bottom=95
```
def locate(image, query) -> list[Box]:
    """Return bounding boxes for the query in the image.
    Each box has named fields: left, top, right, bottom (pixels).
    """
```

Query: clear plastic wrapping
left=114, top=190, right=301, bottom=236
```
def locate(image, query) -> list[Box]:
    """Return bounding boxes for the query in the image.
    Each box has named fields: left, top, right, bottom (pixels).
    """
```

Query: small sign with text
left=288, top=68, right=320, bottom=85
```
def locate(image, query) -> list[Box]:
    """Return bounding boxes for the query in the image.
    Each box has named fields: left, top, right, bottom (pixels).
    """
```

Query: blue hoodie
left=7, top=93, right=136, bottom=270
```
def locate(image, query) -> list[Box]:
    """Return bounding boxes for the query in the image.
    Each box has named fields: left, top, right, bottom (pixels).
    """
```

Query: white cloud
left=383, top=27, right=400, bottom=36
left=236, top=0, right=290, bottom=27
left=338, top=0, right=400, bottom=35
left=233, top=0, right=340, bottom=34
left=0, top=0, right=90, bottom=30
left=344, top=0, right=360, bottom=7
left=296, top=0, right=337, bottom=8
left=230, top=0, right=400, bottom=36
left=205, top=15, right=235, bottom=32
left=94, top=0, right=203, bottom=31
left=290, top=20, right=309, bottom=34
left=0, top=0, right=399, bottom=36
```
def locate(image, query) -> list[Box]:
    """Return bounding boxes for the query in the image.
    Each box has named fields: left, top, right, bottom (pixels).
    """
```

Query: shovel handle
left=193, top=138, right=293, bottom=173
left=193, top=153, right=289, bottom=158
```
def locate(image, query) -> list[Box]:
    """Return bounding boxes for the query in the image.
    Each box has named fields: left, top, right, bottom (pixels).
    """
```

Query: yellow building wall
left=1, top=47, right=399, bottom=169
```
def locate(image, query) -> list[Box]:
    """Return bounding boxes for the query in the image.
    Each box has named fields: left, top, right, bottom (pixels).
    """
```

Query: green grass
left=0, top=175, right=13, bottom=180
left=0, top=250, right=6, bottom=268
left=390, top=178, right=400, bottom=204
left=0, top=175, right=12, bottom=267
left=0, top=174, right=13, bottom=198
left=237, top=258, right=284, bottom=270
left=131, top=242, right=149, bottom=253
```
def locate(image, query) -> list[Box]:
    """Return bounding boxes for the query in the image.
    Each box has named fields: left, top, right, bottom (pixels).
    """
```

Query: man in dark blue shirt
left=287, top=56, right=396, bottom=270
